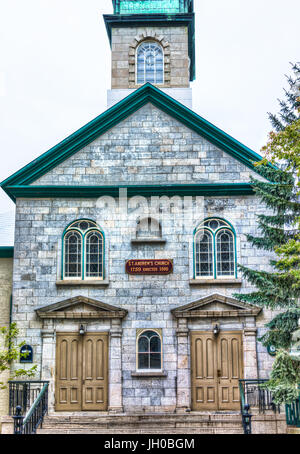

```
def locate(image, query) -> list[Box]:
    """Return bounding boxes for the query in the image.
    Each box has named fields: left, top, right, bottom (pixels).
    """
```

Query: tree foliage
left=0, top=323, right=37, bottom=390
left=234, top=63, right=300, bottom=404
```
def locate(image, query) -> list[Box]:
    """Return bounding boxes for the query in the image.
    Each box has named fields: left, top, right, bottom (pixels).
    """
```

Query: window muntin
left=136, top=42, right=164, bottom=85
left=64, top=231, right=82, bottom=279
left=216, top=229, right=235, bottom=277
left=195, top=230, right=213, bottom=278
left=63, top=220, right=104, bottom=280
left=85, top=230, right=104, bottom=278
left=137, top=330, right=162, bottom=370
left=194, top=218, right=236, bottom=279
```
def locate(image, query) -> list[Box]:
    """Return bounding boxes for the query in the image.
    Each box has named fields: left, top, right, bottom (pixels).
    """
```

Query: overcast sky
left=0, top=0, right=299, bottom=214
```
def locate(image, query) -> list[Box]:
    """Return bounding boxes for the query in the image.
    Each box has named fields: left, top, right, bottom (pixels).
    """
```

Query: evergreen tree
left=268, top=62, right=300, bottom=132
left=233, top=63, right=300, bottom=404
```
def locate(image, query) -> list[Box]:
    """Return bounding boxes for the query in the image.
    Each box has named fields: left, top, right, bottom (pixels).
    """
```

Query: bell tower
left=104, top=0, right=195, bottom=108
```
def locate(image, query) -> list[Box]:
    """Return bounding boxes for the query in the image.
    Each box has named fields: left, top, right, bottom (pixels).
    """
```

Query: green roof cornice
left=103, top=12, right=196, bottom=81
left=1, top=83, right=270, bottom=201
left=3, top=183, right=255, bottom=202
left=0, top=247, right=14, bottom=258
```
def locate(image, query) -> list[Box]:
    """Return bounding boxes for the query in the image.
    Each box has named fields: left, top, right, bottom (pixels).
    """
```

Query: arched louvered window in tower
left=136, top=41, right=164, bottom=85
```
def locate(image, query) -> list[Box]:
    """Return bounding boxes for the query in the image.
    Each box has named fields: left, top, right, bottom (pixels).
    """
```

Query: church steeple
left=104, top=0, right=195, bottom=107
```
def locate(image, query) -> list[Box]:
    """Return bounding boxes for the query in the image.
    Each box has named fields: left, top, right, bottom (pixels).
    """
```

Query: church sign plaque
left=126, top=260, right=173, bottom=275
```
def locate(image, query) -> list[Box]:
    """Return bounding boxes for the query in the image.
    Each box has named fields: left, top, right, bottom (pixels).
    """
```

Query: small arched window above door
left=137, top=330, right=162, bottom=370
left=136, top=41, right=164, bottom=85
left=62, top=219, right=104, bottom=280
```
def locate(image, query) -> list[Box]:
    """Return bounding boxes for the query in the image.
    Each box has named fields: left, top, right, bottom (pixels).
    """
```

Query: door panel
left=191, top=331, right=243, bottom=411
left=191, top=332, right=218, bottom=411
left=217, top=333, right=243, bottom=411
left=56, top=334, right=82, bottom=411
left=82, top=334, right=108, bottom=411
left=56, top=333, right=108, bottom=412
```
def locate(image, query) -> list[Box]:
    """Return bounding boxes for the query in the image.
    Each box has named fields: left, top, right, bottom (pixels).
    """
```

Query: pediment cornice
left=171, top=293, right=261, bottom=319
left=35, top=295, right=127, bottom=320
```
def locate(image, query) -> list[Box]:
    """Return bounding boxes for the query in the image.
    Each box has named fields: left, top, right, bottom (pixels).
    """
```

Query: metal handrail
left=239, top=379, right=281, bottom=434
left=9, top=380, right=49, bottom=416
left=239, top=381, right=252, bottom=434
left=12, top=382, right=49, bottom=434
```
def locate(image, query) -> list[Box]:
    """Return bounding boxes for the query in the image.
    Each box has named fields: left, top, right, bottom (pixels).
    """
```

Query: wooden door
left=56, top=333, right=108, bottom=412
left=191, top=331, right=243, bottom=411
left=82, top=334, right=108, bottom=411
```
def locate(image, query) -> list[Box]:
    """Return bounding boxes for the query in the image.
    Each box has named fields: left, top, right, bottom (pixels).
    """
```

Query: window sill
left=131, top=238, right=166, bottom=244
left=56, top=280, right=109, bottom=287
left=189, top=279, right=242, bottom=286
left=131, top=371, right=168, bottom=378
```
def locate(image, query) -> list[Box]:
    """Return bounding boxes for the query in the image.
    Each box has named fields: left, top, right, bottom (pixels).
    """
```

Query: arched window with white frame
left=136, top=41, right=164, bottom=85
left=194, top=218, right=237, bottom=280
left=62, top=219, right=104, bottom=280
left=137, top=330, right=162, bottom=370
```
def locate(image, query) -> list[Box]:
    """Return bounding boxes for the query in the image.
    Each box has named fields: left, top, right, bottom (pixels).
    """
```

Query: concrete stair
left=37, top=413, right=244, bottom=434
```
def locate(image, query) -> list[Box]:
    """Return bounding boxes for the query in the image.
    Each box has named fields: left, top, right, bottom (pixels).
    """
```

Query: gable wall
left=31, top=104, right=263, bottom=187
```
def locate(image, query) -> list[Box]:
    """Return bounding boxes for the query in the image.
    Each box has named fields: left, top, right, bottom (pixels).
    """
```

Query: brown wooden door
left=82, top=334, right=108, bottom=411
left=56, top=333, right=108, bottom=412
left=191, top=331, right=243, bottom=411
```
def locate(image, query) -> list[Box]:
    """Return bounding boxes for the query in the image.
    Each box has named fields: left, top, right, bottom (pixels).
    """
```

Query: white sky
left=0, top=0, right=299, bottom=214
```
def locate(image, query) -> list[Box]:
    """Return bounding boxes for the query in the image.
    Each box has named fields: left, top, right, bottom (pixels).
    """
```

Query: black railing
left=239, top=379, right=280, bottom=414
left=239, top=379, right=280, bottom=434
left=12, top=382, right=49, bottom=434
left=9, top=381, right=49, bottom=416
left=286, top=386, right=300, bottom=428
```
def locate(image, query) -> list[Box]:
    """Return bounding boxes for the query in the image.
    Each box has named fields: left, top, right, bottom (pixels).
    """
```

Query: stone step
left=39, top=413, right=244, bottom=434
left=41, top=418, right=243, bottom=428
left=37, top=427, right=244, bottom=435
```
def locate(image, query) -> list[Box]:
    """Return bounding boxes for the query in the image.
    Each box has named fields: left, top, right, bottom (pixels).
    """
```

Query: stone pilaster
left=243, top=326, right=258, bottom=379
left=41, top=327, right=55, bottom=413
left=108, top=318, right=124, bottom=413
left=176, top=318, right=190, bottom=412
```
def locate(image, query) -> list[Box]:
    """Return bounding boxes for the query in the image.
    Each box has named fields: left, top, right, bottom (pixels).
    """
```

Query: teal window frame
left=193, top=217, right=237, bottom=280
left=62, top=219, right=105, bottom=281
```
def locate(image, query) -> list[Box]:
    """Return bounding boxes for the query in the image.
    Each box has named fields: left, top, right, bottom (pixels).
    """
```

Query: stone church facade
left=0, top=1, right=278, bottom=419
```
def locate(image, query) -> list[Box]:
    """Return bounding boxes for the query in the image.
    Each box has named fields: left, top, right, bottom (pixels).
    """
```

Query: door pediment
left=172, top=293, right=261, bottom=318
left=36, top=295, right=127, bottom=319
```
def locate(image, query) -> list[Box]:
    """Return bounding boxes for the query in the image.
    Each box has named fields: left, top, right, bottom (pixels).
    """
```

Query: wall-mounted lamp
left=213, top=324, right=220, bottom=336
left=79, top=324, right=86, bottom=336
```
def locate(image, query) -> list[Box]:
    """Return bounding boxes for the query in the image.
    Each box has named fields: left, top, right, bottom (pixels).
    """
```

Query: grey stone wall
left=0, top=258, right=13, bottom=417
left=32, top=104, right=263, bottom=187
left=12, top=194, right=274, bottom=411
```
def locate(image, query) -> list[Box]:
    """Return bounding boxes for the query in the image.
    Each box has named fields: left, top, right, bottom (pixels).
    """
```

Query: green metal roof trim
left=3, top=183, right=255, bottom=202
left=0, top=247, right=14, bottom=258
left=1, top=83, right=269, bottom=201
left=103, top=13, right=196, bottom=81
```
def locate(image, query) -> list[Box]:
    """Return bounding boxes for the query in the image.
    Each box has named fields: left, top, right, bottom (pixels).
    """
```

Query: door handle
left=217, top=370, right=221, bottom=378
